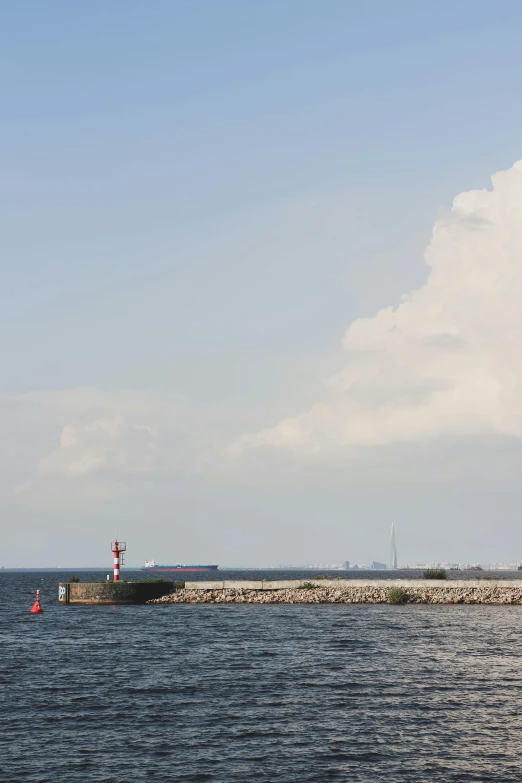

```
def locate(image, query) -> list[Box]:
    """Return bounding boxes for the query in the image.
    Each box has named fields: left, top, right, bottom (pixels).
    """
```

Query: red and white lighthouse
left=111, top=540, right=126, bottom=581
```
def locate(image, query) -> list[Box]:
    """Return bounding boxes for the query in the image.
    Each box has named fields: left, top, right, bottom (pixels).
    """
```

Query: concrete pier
left=185, top=579, right=522, bottom=590
left=58, top=580, right=174, bottom=605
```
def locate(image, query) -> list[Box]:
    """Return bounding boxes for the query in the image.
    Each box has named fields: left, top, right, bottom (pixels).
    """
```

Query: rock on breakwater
left=148, top=583, right=522, bottom=605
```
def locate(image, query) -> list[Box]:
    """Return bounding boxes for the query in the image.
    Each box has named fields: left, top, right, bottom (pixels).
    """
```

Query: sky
left=3, top=0, right=522, bottom=567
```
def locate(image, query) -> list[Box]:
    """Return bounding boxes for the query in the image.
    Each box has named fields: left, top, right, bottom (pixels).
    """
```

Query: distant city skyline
left=3, top=560, right=522, bottom=572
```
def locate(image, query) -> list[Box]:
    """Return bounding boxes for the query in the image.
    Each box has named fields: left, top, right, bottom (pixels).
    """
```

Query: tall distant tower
left=389, top=523, right=398, bottom=569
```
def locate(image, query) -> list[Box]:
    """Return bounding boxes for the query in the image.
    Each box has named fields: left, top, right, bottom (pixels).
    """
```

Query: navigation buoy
left=30, top=589, right=43, bottom=614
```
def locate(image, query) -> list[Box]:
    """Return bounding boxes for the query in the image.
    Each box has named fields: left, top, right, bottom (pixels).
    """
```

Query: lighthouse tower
left=111, top=540, right=126, bottom=581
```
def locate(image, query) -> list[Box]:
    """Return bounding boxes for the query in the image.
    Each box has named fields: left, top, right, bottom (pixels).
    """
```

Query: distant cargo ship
left=141, top=560, right=219, bottom=573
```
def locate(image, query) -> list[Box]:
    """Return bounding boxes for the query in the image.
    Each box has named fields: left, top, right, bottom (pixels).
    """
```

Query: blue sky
left=3, top=1, right=522, bottom=566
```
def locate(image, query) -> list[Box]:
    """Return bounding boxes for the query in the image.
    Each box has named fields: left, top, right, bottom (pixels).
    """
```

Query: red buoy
left=30, top=589, right=43, bottom=614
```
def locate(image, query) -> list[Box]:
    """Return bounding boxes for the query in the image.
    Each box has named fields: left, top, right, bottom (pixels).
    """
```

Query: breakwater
left=149, top=579, right=522, bottom=604
left=59, top=580, right=174, bottom=604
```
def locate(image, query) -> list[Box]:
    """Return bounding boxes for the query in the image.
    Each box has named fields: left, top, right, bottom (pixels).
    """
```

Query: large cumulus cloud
left=231, top=160, right=522, bottom=456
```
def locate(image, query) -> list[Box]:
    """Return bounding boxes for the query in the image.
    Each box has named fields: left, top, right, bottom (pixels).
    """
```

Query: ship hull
left=141, top=565, right=219, bottom=572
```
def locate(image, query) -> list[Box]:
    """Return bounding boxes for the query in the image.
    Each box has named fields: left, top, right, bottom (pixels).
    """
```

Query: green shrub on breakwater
left=299, top=582, right=317, bottom=590
left=139, top=577, right=175, bottom=589
left=423, top=569, right=447, bottom=580
left=388, top=587, right=408, bottom=604
left=69, top=575, right=81, bottom=583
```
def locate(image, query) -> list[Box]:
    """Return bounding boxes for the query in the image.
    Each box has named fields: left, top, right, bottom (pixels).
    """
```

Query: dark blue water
left=3, top=570, right=522, bottom=782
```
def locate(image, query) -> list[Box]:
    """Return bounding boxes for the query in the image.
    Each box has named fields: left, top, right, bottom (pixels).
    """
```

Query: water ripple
left=2, top=571, right=522, bottom=781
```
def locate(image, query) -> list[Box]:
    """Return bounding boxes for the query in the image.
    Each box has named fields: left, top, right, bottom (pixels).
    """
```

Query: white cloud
left=60, top=425, right=78, bottom=448
left=0, top=388, right=220, bottom=501
left=6, top=161, right=522, bottom=498
left=12, top=481, right=32, bottom=495
left=38, top=413, right=161, bottom=477
left=231, top=160, right=522, bottom=457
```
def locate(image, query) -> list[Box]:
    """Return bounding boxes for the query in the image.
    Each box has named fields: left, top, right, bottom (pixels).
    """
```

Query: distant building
left=371, top=561, right=386, bottom=570
left=389, top=523, right=398, bottom=569
left=342, top=561, right=350, bottom=570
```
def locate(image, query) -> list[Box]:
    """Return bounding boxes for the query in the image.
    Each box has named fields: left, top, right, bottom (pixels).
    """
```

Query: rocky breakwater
left=148, top=579, right=522, bottom=605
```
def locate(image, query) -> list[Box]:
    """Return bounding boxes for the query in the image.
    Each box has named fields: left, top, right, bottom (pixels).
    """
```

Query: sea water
left=2, top=570, right=522, bottom=782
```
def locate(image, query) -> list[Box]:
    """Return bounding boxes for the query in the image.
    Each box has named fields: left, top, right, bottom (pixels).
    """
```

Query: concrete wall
left=58, top=580, right=174, bottom=604
left=185, top=579, right=522, bottom=591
